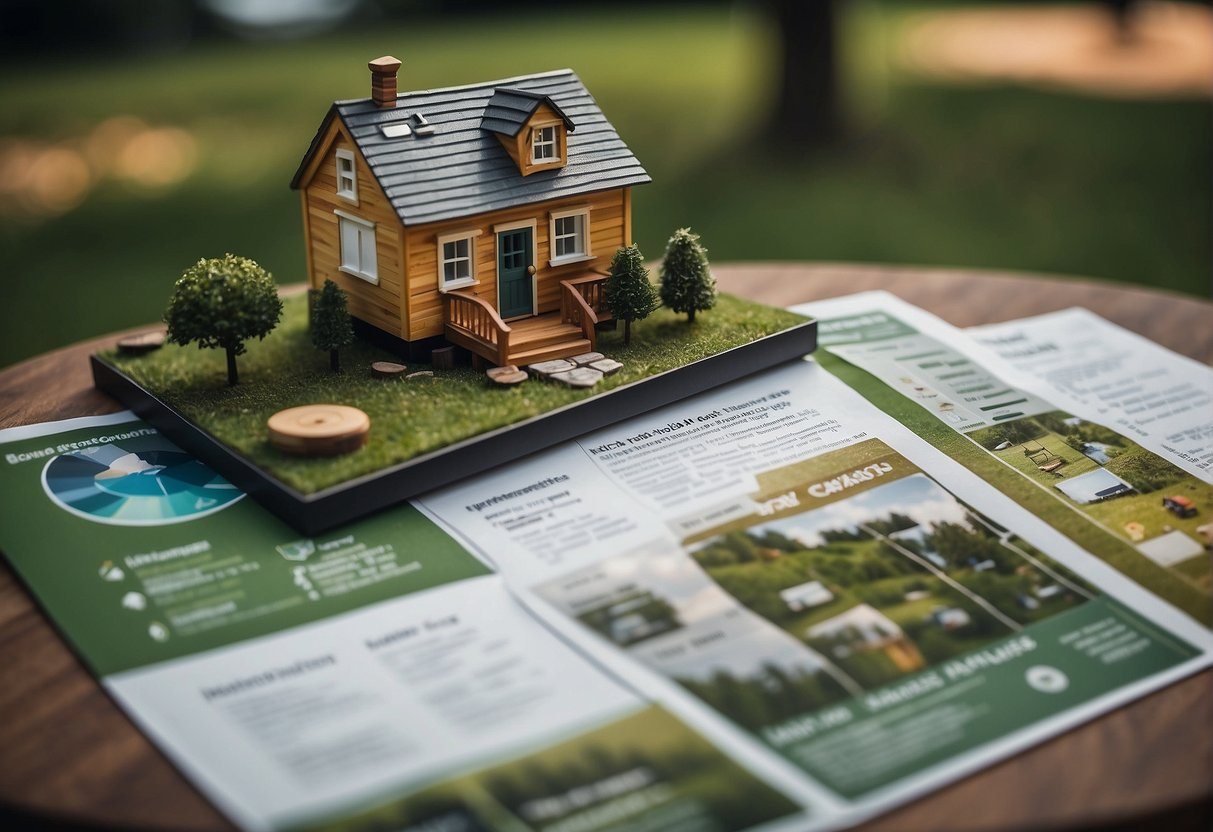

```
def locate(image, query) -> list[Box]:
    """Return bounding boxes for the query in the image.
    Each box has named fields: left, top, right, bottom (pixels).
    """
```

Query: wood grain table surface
left=1, top=263, right=1210, bottom=831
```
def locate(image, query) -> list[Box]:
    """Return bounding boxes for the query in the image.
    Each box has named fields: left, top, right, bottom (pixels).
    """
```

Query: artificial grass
left=102, top=290, right=807, bottom=495
left=815, top=351, right=1212, bottom=627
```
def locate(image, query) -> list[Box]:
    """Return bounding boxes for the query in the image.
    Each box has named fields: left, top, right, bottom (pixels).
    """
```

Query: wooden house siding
left=403, top=186, right=630, bottom=342
left=299, top=122, right=407, bottom=339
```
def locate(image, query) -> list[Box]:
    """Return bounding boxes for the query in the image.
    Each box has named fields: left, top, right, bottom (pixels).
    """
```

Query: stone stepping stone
left=589, top=358, right=623, bottom=376
left=569, top=351, right=605, bottom=367
left=486, top=365, right=528, bottom=386
left=268, top=404, right=370, bottom=457
left=116, top=330, right=166, bottom=355
left=527, top=358, right=577, bottom=379
left=371, top=361, right=407, bottom=379
left=550, top=367, right=603, bottom=388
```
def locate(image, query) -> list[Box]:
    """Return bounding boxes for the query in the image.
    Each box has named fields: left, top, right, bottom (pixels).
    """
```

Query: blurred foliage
left=0, top=3, right=1208, bottom=368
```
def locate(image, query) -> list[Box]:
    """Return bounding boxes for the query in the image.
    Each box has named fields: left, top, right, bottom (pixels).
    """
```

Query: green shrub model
left=604, top=244, right=659, bottom=346
left=164, top=253, right=283, bottom=386
left=311, top=279, right=355, bottom=372
left=659, top=227, right=716, bottom=323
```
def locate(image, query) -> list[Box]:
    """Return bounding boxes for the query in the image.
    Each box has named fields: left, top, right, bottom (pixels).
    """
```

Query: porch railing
left=443, top=289, right=510, bottom=367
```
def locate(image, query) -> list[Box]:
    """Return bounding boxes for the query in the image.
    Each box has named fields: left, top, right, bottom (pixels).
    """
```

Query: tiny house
left=290, top=57, right=651, bottom=366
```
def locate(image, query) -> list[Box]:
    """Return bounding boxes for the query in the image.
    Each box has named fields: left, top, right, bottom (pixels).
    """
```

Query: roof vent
left=381, top=123, right=412, bottom=138
left=411, top=112, right=436, bottom=137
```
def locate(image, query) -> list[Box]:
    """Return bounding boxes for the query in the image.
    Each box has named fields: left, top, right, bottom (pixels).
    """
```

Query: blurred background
left=0, top=0, right=1209, bottom=369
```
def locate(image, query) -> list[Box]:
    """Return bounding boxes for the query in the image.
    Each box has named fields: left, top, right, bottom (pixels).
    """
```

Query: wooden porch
left=442, top=271, right=613, bottom=367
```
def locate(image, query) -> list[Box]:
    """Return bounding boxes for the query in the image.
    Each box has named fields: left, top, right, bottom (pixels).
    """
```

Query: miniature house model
left=291, top=57, right=651, bottom=366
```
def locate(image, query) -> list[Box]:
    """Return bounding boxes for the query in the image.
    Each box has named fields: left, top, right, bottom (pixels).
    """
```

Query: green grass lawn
left=101, top=290, right=806, bottom=494
left=2, top=3, right=1209, bottom=369
left=991, top=431, right=1100, bottom=485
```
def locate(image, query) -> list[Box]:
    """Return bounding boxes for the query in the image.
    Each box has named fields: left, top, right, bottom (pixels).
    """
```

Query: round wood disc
left=371, top=361, right=406, bottom=378
left=116, top=330, right=166, bottom=355
left=267, top=404, right=370, bottom=456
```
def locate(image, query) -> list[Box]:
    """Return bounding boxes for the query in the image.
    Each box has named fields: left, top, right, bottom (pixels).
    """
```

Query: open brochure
left=1, top=296, right=1211, bottom=831
left=796, top=292, right=1211, bottom=626
left=0, top=413, right=803, bottom=832
left=416, top=355, right=1210, bottom=827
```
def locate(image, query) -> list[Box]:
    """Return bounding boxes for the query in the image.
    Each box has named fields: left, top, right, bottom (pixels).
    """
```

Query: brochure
left=796, top=293, right=1211, bottom=626
left=417, top=358, right=1213, bottom=828
left=966, top=307, right=1213, bottom=479
left=0, top=413, right=806, bottom=832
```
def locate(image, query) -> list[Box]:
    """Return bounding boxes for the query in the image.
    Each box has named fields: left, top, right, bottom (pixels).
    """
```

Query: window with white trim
left=437, top=230, right=480, bottom=290
left=337, top=213, right=377, bottom=282
left=531, top=125, right=558, bottom=163
left=335, top=149, right=357, bottom=201
left=548, top=207, right=592, bottom=265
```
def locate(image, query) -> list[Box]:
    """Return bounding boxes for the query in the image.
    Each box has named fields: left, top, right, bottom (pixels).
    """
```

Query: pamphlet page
left=418, top=359, right=1212, bottom=829
left=0, top=413, right=807, bottom=832
left=796, top=293, right=1211, bottom=626
left=967, top=307, right=1213, bottom=478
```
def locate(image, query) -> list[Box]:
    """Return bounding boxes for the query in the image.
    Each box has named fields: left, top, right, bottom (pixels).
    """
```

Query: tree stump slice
left=116, top=331, right=166, bottom=355
left=486, top=365, right=528, bottom=386
left=430, top=346, right=456, bottom=370
left=371, top=361, right=406, bottom=379
left=267, top=405, right=370, bottom=456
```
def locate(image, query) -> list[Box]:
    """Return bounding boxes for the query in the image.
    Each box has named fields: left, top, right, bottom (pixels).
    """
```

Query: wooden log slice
left=116, top=331, right=166, bottom=355
left=371, top=361, right=407, bottom=379
left=267, top=404, right=370, bottom=456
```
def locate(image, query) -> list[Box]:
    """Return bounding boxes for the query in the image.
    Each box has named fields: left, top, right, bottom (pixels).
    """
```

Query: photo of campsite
left=689, top=473, right=1094, bottom=692
left=968, top=411, right=1212, bottom=592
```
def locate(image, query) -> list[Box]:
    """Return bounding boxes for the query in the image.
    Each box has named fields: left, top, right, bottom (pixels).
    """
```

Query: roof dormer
left=481, top=87, right=575, bottom=177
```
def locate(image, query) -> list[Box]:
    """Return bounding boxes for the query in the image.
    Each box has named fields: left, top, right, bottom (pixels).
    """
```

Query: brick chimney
left=369, top=56, right=401, bottom=108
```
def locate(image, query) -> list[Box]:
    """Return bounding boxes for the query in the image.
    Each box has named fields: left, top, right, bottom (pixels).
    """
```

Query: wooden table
left=1, top=263, right=1210, bottom=831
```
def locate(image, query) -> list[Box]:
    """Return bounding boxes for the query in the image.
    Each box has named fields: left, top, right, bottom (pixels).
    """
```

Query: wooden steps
left=509, top=338, right=592, bottom=365
left=505, top=315, right=590, bottom=364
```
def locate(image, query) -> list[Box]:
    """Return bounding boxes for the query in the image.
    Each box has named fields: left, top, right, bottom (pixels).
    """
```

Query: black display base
left=91, top=319, right=816, bottom=535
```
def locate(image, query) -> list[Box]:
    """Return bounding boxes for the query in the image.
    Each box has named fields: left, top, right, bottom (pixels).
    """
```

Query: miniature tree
left=659, top=227, right=716, bottom=323
left=604, top=244, right=658, bottom=346
left=164, top=253, right=282, bottom=386
left=311, top=279, right=355, bottom=372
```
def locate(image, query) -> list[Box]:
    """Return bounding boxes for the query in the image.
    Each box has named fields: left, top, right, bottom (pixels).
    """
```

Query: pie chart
left=42, top=439, right=244, bottom=525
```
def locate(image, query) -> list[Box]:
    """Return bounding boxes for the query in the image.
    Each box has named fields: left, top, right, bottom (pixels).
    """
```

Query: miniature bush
left=311, top=279, right=355, bottom=372
left=604, top=244, right=658, bottom=346
left=164, top=253, right=282, bottom=386
left=659, top=227, right=716, bottom=323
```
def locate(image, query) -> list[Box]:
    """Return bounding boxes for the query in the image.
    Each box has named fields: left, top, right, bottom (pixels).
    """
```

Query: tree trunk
left=330, top=349, right=340, bottom=372
left=688, top=308, right=696, bottom=324
left=769, top=0, right=841, bottom=149
left=623, top=318, right=632, bottom=346
left=226, top=348, right=239, bottom=386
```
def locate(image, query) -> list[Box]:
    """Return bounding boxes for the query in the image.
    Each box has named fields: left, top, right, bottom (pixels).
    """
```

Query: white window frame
left=437, top=229, right=482, bottom=292
left=335, top=149, right=358, bottom=202
left=547, top=206, right=593, bottom=267
left=530, top=124, right=560, bottom=164
left=334, top=210, right=378, bottom=284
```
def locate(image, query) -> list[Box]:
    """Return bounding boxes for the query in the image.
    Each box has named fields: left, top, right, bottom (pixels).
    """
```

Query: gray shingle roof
left=290, top=69, right=650, bottom=227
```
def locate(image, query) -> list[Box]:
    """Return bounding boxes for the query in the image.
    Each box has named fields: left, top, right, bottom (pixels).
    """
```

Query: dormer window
left=531, top=125, right=559, bottom=164
left=335, top=149, right=357, bottom=201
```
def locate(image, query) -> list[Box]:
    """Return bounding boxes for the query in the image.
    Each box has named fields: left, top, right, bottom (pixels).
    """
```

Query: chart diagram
left=42, top=439, right=243, bottom=525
